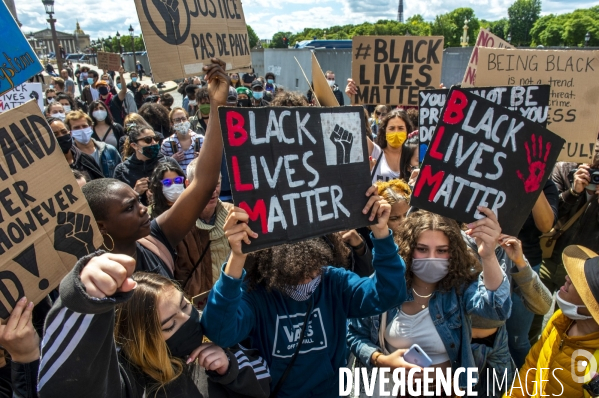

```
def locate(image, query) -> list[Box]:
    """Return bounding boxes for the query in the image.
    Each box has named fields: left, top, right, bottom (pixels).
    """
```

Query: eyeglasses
left=136, top=135, right=160, bottom=144
left=162, top=176, right=185, bottom=187
left=173, top=116, right=187, bottom=123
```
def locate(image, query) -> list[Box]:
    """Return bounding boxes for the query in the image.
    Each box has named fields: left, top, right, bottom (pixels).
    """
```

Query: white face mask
left=63, top=105, right=72, bottom=113
left=411, top=258, right=450, bottom=284
left=71, top=126, right=94, bottom=145
left=556, top=293, right=592, bottom=320
left=53, top=112, right=66, bottom=121
left=327, top=79, right=335, bottom=87
left=162, top=183, right=185, bottom=203
left=93, top=110, right=107, bottom=121
left=47, top=98, right=55, bottom=104
left=174, top=121, right=191, bottom=135
left=188, top=100, right=197, bottom=106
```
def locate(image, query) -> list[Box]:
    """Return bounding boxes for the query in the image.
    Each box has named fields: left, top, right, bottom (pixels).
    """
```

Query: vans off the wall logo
left=142, top=0, right=191, bottom=45
left=272, top=308, right=327, bottom=358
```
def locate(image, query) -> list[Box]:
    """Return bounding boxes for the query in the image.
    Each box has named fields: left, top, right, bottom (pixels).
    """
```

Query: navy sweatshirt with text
left=201, top=232, right=406, bottom=398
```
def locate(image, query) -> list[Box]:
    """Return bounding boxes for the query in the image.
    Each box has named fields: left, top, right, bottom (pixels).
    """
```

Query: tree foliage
left=247, top=25, right=259, bottom=48
left=508, top=0, right=541, bottom=46
left=531, top=7, right=599, bottom=47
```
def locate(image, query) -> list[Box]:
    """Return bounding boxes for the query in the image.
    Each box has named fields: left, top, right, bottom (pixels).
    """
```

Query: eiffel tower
left=397, top=0, right=404, bottom=23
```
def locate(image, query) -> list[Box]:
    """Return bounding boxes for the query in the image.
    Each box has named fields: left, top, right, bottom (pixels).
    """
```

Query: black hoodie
left=69, top=146, right=104, bottom=181
left=113, top=153, right=176, bottom=205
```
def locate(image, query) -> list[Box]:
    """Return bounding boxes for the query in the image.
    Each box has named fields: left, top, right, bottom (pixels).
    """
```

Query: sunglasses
left=162, top=176, right=185, bottom=187
left=136, top=135, right=160, bottom=144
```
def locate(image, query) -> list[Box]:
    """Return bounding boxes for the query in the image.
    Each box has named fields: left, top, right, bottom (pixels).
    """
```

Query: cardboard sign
left=312, top=52, right=339, bottom=107
left=0, top=83, right=44, bottom=113
left=192, top=290, right=210, bottom=311
left=351, top=36, right=443, bottom=106
left=97, top=52, right=122, bottom=71
left=411, top=87, right=565, bottom=236
left=0, top=101, right=103, bottom=318
left=462, top=29, right=513, bottom=87
left=0, top=1, right=43, bottom=96
left=134, top=0, right=252, bottom=82
left=219, top=106, right=372, bottom=252
left=419, top=85, right=550, bottom=147
left=475, top=48, right=599, bottom=163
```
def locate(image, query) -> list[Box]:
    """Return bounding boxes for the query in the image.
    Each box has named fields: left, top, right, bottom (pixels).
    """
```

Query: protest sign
left=0, top=83, right=43, bottom=113
left=134, top=0, right=252, bottom=82
left=312, top=52, right=339, bottom=107
left=0, top=101, right=103, bottom=318
left=411, top=87, right=565, bottom=236
left=462, top=29, right=513, bottom=87
left=419, top=85, right=550, bottom=148
left=475, top=48, right=599, bottom=163
left=351, top=36, right=443, bottom=106
left=97, top=51, right=122, bottom=71
left=219, top=106, right=372, bottom=252
left=0, top=1, right=43, bottom=96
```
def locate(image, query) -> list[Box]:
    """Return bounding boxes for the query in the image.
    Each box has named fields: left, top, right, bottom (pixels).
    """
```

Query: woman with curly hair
left=201, top=188, right=407, bottom=397
left=347, top=207, right=511, bottom=395
left=138, top=102, right=172, bottom=138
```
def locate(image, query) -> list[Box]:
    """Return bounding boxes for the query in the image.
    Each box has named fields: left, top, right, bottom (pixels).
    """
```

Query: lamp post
left=116, top=31, right=124, bottom=66
left=507, top=33, right=512, bottom=44
left=129, top=25, right=137, bottom=71
left=585, top=32, right=591, bottom=47
left=460, top=19, right=470, bottom=47
left=42, top=0, right=63, bottom=70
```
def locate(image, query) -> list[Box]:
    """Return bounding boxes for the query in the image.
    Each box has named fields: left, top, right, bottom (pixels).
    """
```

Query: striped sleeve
left=161, top=138, right=174, bottom=157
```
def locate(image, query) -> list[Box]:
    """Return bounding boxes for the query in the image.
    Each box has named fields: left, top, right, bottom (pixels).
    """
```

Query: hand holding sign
left=205, top=58, right=230, bottom=106
left=465, top=207, right=502, bottom=260
left=80, top=253, right=137, bottom=299
left=0, top=297, right=39, bottom=364
left=224, top=207, right=258, bottom=258
left=362, top=185, right=391, bottom=240
left=517, top=134, right=551, bottom=193
left=53, top=212, right=95, bottom=260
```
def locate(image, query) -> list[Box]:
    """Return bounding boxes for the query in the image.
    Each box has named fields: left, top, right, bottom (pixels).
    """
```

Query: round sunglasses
left=162, top=176, right=185, bottom=187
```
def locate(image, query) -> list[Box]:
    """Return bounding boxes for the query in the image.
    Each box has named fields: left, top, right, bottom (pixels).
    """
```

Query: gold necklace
left=412, top=287, right=432, bottom=309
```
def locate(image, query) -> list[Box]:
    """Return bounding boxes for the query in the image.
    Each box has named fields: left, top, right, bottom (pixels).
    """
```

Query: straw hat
left=562, top=245, right=599, bottom=323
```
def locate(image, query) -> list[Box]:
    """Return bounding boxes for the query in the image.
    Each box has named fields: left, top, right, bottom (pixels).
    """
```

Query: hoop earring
left=102, top=233, right=115, bottom=252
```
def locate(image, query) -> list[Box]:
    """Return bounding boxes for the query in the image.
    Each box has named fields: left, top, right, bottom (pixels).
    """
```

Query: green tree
left=271, top=31, right=292, bottom=48
left=507, top=0, right=541, bottom=46
left=432, top=8, right=479, bottom=47
left=431, top=14, right=457, bottom=47
left=247, top=25, right=259, bottom=48
left=489, top=18, right=509, bottom=40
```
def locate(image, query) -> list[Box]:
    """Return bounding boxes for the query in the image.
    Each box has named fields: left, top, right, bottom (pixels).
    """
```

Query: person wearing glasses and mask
left=161, top=107, right=204, bottom=174
left=114, top=125, right=177, bottom=205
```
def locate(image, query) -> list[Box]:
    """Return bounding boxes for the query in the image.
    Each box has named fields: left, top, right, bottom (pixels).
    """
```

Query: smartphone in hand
left=403, top=344, right=433, bottom=367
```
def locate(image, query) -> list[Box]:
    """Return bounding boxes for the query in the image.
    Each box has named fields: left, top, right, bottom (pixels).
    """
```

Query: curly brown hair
left=375, top=109, right=414, bottom=149
left=244, top=233, right=350, bottom=293
left=395, top=211, right=480, bottom=293
left=270, top=91, right=309, bottom=107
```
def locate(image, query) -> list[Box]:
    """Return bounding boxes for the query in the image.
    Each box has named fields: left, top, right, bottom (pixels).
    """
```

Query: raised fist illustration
left=516, top=134, right=551, bottom=193
left=54, top=212, right=95, bottom=259
left=330, top=124, right=354, bottom=165
left=152, top=0, right=182, bottom=43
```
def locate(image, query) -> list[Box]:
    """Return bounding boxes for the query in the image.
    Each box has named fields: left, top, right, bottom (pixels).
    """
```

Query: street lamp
left=460, top=19, right=470, bottom=47
left=585, top=32, right=591, bottom=47
left=116, top=31, right=124, bottom=65
left=129, top=24, right=137, bottom=70
left=41, top=0, right=63, bottom=70
left=507, top=33, right=512, bottom=44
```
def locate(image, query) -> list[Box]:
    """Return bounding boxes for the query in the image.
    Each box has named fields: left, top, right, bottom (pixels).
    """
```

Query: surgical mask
left=165, top=307, right=203, bottom=358
left=53, top=112, right=66, bottom=121
left=87, top=77, right=94, bottom=85
left=117, top=83, right=122, bottom=90
left=411, top=258, right=450, bottom=284
left=47, top=98, right=55, bottom=104
left=63, top=105, right=71, bottom=113
left=174, top=121, right=190, bottom=135
left=267, top=79, right=274, bottom=84
left=327, top=80, right=335, bottom=87
left=556, top=293, right=592, bottom=320
left=132, top=77, right=138, bottom=82
left=237, top=99, right=251, bottom=107
left=141, top=143, right=160, bottom=159
left=162, top=183, right=185, bottom=203
left=56, top=134, right=73, bottom=154
left=386, top=131, right=407, bottom=148
left=98, top=87, right=109, bottom=96
left=253, top=91, right=264, bottom=100
left=188, top=100, right=197, bottom=106
left=49, top=84, right=54, bottom=89
left=199, top=104, right=210, bottom=115
left=93, top=110, right=107, bottom=121
left=71, top=126, right=94, bottom=145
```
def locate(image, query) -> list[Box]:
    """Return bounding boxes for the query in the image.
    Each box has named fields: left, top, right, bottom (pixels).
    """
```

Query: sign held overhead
left=97, top=51, right=122, bottom=71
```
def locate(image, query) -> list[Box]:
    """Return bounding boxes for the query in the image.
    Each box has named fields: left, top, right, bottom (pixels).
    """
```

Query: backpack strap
left=138, top=236, right=175, bottom=277
left=169, top=140, right=178, bottom=155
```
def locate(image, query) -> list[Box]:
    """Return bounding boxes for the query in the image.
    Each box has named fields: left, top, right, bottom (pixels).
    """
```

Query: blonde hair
left=114, top=272, right=184, bottom=393
left=64, top=110, right=92, bottom=130
left=375, top=179, right=411, bottom=205
left=168, top=107, right=189, bottom=123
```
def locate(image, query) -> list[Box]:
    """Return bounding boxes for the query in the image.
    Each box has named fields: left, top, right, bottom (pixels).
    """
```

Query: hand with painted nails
left=465, top=206, right=502, bottom=260
left=362, top=185, right=391, bottom=239
left=0, top=297, right=40, bottom=364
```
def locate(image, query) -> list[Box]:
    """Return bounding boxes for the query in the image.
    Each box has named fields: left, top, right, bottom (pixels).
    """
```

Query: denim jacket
left=347, top=273, right=511, bottom=389
left=94, top=139, right=122, bottom=178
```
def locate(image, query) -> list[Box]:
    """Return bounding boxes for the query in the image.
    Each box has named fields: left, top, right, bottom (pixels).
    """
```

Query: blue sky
left=13, top=0, right=599, bottom=42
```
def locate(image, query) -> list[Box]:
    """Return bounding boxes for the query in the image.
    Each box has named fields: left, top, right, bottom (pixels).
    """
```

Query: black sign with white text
left=219, top=106, right=373, bottom=252
left=411, top=87, right=565, bottom=235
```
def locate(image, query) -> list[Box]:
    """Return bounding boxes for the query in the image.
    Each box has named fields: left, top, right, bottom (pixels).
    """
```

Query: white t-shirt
left=371, top=143, right=400, bottom=184
left=91, top=87, right=99, bottom=101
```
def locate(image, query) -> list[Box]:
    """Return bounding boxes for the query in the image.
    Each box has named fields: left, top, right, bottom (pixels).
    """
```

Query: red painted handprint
left=517, top=134, right=551, bottom=193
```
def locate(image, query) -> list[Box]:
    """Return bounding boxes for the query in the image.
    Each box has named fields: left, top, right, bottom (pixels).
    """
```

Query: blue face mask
left=132, top=77, right=138, bottom=82
left=87, top=77, right=94, bottom=85
left=267, top=79, right=274, bottom=84
left=253, top=91, right=264, bottom=100
left=117, top=83, right=122, bottom=90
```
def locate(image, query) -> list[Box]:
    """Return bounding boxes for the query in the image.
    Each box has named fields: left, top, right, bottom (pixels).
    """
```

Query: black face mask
left=56, top=134, right=73, bottom=154
left=98, top=87, right=109, bottom=95
left=237, top=99, right=251, bottom=107
left=165, top=307, right=204, bottom=358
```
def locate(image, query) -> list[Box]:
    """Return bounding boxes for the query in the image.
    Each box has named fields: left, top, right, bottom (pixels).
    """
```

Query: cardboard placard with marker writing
left=312, top=52, right=339, bottom=107
left=462, top=29, right=513, bottom=88
left=411, top=87, right=565, bottom=236
left=0, top=1, right=43, bottom=96
left=0, top=83, right=44, bottom=113
left=97, top=51, right=122, bottom=71
left=475, top=48, right=599, bottom=163
left=219, top=106, right=372, bottom=252
left=0, top=101, right=103, bottom=318
left=133, top=0, right=252, bottom=82
left=419, top=85, right=550, bottom=149
left=351, top=36, right=444, bottom=106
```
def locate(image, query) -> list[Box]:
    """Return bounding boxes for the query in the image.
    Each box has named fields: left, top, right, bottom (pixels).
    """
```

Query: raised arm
left=117, top=67, right=127, bottom=101
left=157, top=58, right=230, bottom=248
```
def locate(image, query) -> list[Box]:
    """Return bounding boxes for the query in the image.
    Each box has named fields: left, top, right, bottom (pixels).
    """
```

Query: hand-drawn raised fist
left=516, top=134, right=551, bottom=193
left=54, top=212, right=95, bottom=259
left=330, top=124, right=354, bottom=165
left=152, top=0, right=182, bottom=42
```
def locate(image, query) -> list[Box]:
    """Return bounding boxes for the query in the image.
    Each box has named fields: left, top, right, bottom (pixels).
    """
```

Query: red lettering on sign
left=443, top=90, right=468, bottom=124
left=227, top=111, right=248, bottom=146
left=414, top=165, right=445, bottom=201
left=232, top=156, right=253, bottom=191
left=239, top=199, right=268, bottom=234
left=429, top=126, right=446, bottom=160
